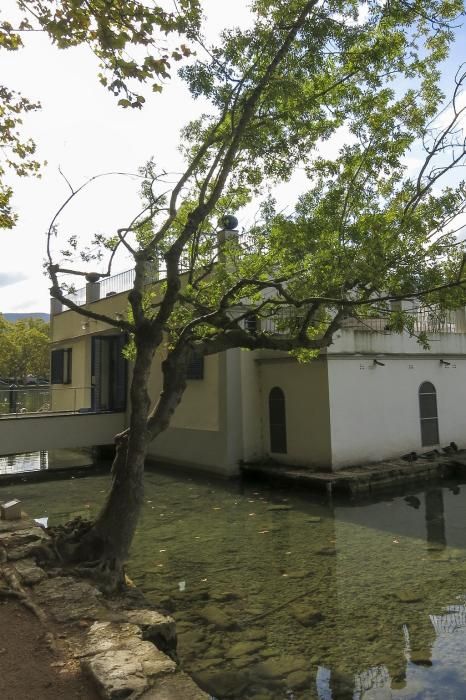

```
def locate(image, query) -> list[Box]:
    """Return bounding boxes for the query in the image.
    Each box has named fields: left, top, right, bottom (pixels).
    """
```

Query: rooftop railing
left=341, top=310, right=458, bottom=334
left=259, top=307, right=463, bottom=336
left=56, top=258, right=190, bottom=313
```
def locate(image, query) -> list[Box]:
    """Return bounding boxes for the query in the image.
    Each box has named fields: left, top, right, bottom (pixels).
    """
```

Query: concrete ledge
left=242, top=451, right=466, bottom=495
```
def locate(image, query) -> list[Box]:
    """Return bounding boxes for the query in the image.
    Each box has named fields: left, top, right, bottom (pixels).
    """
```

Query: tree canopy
left=0, top=315, right=49, bottom=381
left=0, top=0, right=201, bottom=228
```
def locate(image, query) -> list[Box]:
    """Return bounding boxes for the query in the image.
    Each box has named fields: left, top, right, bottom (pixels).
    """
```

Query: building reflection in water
left=425, top=487, right=446, bottom=549
left=311, top=484, right=465, bottom=699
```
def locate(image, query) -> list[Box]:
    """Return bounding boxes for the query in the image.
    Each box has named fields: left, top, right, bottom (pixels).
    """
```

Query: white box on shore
left=0, top=499, right=22, bottom=520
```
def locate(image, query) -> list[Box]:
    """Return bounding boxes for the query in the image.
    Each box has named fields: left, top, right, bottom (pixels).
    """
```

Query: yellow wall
left=50, top=336, right=91, bottom=412
left=123, top=345, right=221, bottom=433
left=258, top=357, right=332, bottom=468
left=51, top=292, right=128, bottom=343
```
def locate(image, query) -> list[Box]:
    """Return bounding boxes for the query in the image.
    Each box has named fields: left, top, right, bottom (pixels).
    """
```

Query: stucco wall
left=146, top=348, right=221, bottom=432
left=258, top=358, right=332, bottom=468
left=146, top=351, right=235, bottom=475
left=51, top=292, right=127, bottom=342
left=328, top=356, right=466, bottom=469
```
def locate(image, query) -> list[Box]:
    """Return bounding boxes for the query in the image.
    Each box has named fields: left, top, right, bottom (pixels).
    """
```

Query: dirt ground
left=0, top=600, right=100, bottom=700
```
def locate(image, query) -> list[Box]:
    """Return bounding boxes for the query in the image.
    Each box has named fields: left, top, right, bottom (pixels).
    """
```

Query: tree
left=42, top=0, right=466, bottom=587
left=0, top=315, right=49, bottom=381
left=0, top=0, right=201, bottom=227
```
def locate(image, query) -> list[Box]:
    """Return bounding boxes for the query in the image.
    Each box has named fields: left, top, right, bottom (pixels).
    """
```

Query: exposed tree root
left=0, top=570, right=47, bottom=623
left=35, top=517, right=127, bottom=594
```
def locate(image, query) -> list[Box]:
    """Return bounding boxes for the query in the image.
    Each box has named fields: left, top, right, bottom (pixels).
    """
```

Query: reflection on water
left=0, top=449, right=93, bottom=475
left=0, top=451, right=48, bottom=474
left=2, top=472, right=466, bottom=699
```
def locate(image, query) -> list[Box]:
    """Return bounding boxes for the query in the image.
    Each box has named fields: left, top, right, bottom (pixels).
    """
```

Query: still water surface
left=1, top=470, right=466, bottom=699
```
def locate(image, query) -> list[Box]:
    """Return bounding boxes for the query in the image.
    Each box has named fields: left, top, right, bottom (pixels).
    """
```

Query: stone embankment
left=0, top=515, right=208, bottom=699
left=242, top=450, right=466, bottom=495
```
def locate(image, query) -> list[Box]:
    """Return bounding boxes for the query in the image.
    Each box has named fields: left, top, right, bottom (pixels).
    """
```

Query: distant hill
left=2, top=312, right=50, bottom=323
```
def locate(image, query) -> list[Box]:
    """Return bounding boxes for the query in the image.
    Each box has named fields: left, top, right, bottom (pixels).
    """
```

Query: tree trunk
left=48, top=340, right=190, bottom=589
left=66, top=337, right=155, bottom=582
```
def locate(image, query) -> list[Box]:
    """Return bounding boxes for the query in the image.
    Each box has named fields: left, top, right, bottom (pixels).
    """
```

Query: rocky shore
left=0, top=514, right=208, bottom=699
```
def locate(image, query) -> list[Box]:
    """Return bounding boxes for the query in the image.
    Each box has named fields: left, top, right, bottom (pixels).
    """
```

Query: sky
left=0, top=1, right=465, bottom=314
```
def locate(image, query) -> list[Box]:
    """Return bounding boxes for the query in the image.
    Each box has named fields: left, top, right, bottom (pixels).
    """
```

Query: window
left=419, top=381, right=439, bottom=446
left=269, top=386, right=287, bottom=454
left=187, top=352, right=204, bottom=380
left=51, top=348, right=72, bottom=384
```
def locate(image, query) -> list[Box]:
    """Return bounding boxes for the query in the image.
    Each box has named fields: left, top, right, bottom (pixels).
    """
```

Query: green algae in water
left=3, top=474, right=466, bottom=699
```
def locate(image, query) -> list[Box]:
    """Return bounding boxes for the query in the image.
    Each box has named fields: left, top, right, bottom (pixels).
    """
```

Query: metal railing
left=0, top=386, right=93, bottom=417
left=99, top=268, right=136, bottom=298
left=342, top=310, right=458, bottom=334
left=60, top=258, right=194, bottom=310
left=257, top=307, right=461, bottom=337
left=65, top=286, right=87, bottom=306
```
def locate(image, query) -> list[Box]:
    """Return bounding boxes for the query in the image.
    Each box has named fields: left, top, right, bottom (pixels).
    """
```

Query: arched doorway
left=269, top=387, right=287, bottom=454
left=419, top=381, right=439, bottom=446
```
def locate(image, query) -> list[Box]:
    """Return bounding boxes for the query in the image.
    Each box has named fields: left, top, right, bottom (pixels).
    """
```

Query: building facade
left=49, top=275, right=466, bottom=475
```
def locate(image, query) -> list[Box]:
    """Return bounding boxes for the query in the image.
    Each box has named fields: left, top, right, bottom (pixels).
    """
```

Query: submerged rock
left=267, top=505, right=292, bottom=512
left=253, top=654, right=308, bottom=680
left=225, top=640, right=264, bottom=659
left=231, top=654, right=259, bottom=669
left=140, top=672, right=209, bottom=699
left=290, top=604, right=324, bottom=627
left=198, top=605, right=236, bottom=630
left=286, top=670, right=312, bottom=689
left=395, top=590, right=424, bottom=604
left=193, top=669, right=249, bottom=698
left=177, top=628, right=205, bottom=648
left=243, top=627, right=267, bottom=641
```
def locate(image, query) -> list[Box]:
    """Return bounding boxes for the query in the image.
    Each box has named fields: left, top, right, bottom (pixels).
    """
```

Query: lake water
left=1, top=469, right=466, bottom=699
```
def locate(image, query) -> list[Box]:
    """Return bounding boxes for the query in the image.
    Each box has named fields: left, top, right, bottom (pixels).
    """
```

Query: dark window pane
left=51, top=349, right=64, bottom=384
left=421, top=418, right=439, bottom=446
left=419, top=381, right=439, bottom=446
left=419, top=394, right=438, bottom=419
left=419, top=381, right=436, bottom=395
